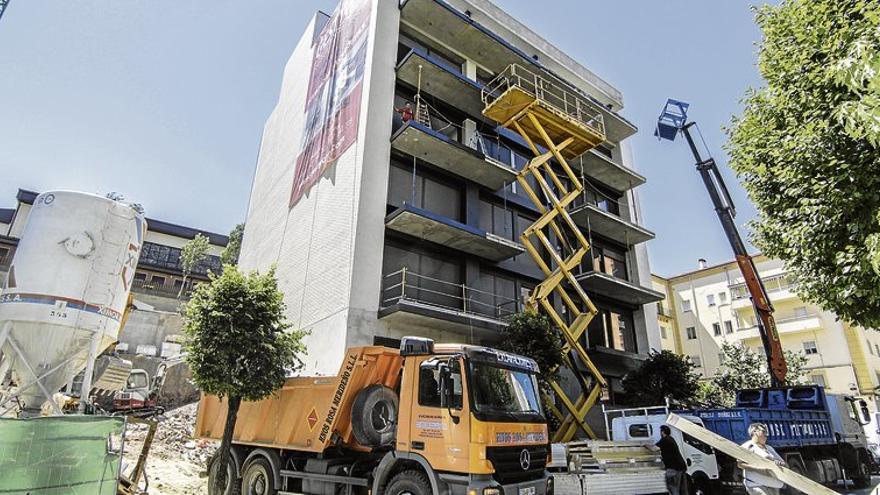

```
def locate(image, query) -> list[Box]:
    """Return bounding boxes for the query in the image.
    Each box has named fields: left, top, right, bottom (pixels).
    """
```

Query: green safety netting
left=0, top=415, right=125, bottom=494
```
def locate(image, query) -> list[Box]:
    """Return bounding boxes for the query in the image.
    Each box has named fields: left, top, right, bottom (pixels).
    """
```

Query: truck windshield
left=469, top=361, right=543, bottom=420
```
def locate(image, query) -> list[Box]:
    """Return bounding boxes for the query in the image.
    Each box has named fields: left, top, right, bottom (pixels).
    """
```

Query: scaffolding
left=482, top=63, right=607, bottom=441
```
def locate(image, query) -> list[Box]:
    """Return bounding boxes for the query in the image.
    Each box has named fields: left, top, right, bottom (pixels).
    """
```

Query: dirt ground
left=122, top=403, right=214, bottom=495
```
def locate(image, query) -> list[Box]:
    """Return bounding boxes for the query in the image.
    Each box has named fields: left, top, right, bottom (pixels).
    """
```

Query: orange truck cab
left=196, top=336, right=552, bottom=495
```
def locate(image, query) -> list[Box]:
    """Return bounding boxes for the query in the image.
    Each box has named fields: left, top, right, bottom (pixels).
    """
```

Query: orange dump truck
left=196, top=337, right=552, bottom=495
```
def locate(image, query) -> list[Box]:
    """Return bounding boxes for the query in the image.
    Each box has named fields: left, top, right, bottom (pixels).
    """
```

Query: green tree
left=725, top=1, right=880, bottom=328
left=622, top=350, right=701, bottom=406
left=220, top=223, right=245, bottom=266
left=494, top=311, right=565, bottom=430
left=179, top=233, right=211, bottom=298
left=711, top=342, right=810, bottom=406
left=495, top=311, right=565, bottom=390
left=182, top=265, right=306, bottom=494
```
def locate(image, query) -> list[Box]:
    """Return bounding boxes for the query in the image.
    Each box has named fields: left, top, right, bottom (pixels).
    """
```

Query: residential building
left=655, top=257, right=880, bottom=441
left=240, top=0, right=662, bottom=408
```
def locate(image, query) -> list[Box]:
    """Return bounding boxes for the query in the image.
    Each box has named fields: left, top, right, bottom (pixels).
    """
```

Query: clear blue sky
left=0, top=1, right=768, bottom=277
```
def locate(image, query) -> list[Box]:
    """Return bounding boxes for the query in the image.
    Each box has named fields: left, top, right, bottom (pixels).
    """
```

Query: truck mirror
left=858, top=399, right=871, bottom=425
left=438, top=363, right=460, bottom=424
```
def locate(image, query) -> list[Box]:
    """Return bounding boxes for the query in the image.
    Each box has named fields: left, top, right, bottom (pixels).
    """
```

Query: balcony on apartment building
left=730, top=272, right=798, bottom=309
left=385, top=203, right=524, bottom=261
left=569, top=188, right=654, bottom=247
left=378, top=267, right=519, bottom=338
left=575, top=247, right=663, bottom=306
left=735, top=311, right=823, bottom=340
left=396, top=48, right=488, bottom=122
left=398, top=0, right=637, bottom=143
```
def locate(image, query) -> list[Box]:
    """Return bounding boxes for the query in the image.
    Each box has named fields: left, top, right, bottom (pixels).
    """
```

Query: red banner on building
left=289, top=0, right=372, bottom=207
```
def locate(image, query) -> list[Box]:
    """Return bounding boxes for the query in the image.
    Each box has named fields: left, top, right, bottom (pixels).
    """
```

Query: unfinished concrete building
left=240, top=0, right=662, bottom=412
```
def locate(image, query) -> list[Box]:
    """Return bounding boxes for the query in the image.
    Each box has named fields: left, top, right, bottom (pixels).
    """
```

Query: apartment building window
left=707, top=294, right=715, bottom=307
left=875, top=344, right=880, bottom=356
left=724, top=320, right=734, bottom=334
left=582, top=185, right=622, bottom=217
left=150, top=275, right=165, bottom=287
left=682, top=299, right=692, bottom=312
left=719, top=292, right=727, bottom=304
left=397, top=34, right=463, bottom=75
left=811, top=374, right=826, bottom=387
left=802, top=341, right=818, bottom=355
left=713, top=323, right=721, bottom=336
left=382, top=242, right=463, bottom=309
left=660, top=326, right=667, bottom=339
left=387, top=161, right=463, bottom=221
left=793, top=306, right=808, bottom=318
left=590, top=242, right=628, bottom=281
left=134, top=272, right=147, bottom=283
left=731, top=285, right=749, bottom=300
left=471, top=269, right=517, bottom=318
left=869, top=338, right=875, bottom=356
left=686, top=327, right=697, bottom=340
left=691, top=355, right=702, bottom=368
left=585, top=303, right=637, bottom=353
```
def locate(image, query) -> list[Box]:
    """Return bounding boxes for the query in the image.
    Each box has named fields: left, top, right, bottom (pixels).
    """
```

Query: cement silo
left=0, top=191, right=145, bottom=413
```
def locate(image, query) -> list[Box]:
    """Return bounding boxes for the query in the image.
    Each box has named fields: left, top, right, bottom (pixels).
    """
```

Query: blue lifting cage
left=654, top=98, right=690, bottom=141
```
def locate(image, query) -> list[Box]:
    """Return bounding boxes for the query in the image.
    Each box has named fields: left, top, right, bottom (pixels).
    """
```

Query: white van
left=606, top=405, right=721, bottom=494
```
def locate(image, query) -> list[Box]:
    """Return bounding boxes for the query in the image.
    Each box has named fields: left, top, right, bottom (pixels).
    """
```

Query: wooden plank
left=665, top=413, right=838, bottom=495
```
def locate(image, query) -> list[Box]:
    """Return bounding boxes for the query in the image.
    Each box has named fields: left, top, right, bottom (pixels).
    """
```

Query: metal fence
left=130, top=278, right=193, bottom=299
left=381, top=267, right=520, bottom=321
left=481, top=63, right=605, bottom=137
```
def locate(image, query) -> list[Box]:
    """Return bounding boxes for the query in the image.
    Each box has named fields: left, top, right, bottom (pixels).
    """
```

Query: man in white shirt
left=738, top=423, right=786, bottom=495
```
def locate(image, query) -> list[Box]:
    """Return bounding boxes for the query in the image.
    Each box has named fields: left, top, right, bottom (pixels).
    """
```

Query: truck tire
left=241, top=457, right=276, bottom=495
left=351, top=384, right=398, bottom=447
left=852, top=452, right=872, bottom=489
left=208, top=453, right=241, bottom=495
left=385, top=469, right=431, bottom=495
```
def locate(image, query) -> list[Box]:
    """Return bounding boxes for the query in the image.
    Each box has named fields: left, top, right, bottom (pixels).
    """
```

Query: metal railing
left=730, top=272, right=795, bottom=300
left=481, top=64, right=605, bottom=137
left=131, top=277, right=193, bottom=299
left=737, top=312, right=819, bottom=332
left=381, top=267, right=520, bottom=321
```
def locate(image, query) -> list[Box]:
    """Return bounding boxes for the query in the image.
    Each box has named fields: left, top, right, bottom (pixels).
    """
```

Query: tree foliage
left=495, top=311, right=565, bottom=388
left=179, top=233, right=210, bottom=298
left=725, top=1, right=880, bottom=328
left=220, top=223, right=245, bottom=266
left=183, top=265, right=306, bottom=492
left=622, top=350, right=702, bottom=406
left=710, top=342, right=809, bottom=406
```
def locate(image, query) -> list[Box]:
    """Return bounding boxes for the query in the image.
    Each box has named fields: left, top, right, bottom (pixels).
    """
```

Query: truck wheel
left=351, top=385, right=398, bottom=447
left=241, top=457, right=276, bottom=495
left=208, top=453, right=241, bottom=495
left=385, top=470, right=431, bottom=495
left=852, top=453, right=872, bottom=489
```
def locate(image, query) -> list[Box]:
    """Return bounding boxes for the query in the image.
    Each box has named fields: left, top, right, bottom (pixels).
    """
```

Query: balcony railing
left=730, top=272, right=795, bottom=300
left=736, top=312, right=818, bottom=332
left=482, top=64, right=605, bottom=137
left=131, top=278, right=193, bottom=299
left=381, top=268, right=520, bottom=321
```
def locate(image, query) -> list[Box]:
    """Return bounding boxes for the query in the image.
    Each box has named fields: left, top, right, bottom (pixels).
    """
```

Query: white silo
left=0, top=191, right=145, bottom=413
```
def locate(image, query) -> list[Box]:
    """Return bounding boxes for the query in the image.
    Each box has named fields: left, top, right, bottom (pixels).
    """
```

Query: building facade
left=0, top=188, right=230, bottom=355
left=654, top=257, right=880, bottom=440
left=240, top=0, right=661, bottom=402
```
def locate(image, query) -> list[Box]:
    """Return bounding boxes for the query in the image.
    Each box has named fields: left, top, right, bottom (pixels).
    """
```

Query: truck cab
left=606, top=405, right=720, bottom=493
left=199, top=337, right=551, bottom=495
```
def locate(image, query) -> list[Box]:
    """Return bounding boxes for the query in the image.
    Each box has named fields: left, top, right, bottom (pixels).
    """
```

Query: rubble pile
left=122, top=402, right=213, bottom=495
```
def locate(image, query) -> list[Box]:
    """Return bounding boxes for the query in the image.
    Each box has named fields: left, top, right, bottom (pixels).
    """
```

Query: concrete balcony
left=396, top=49, right=488, bottom=121
left=584, top=149, right=645, bottom=192
left=399, top=0, right=636, bottom=143
left=391, top=122, right=517, bottom=190
left=385, top=204, right=524, bottom=261
left=576, top=271, right=664, bottom=306
left=731, top=286, right=798, bottom=310
left=569, top=203, right=654, bottom=246
left=378, top=268, right=517, bottom=339
left=736, top=313, right=823, bottom=340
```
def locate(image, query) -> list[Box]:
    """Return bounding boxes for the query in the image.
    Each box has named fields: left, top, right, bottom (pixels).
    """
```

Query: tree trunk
left=212, top=395, right=241, bottom=494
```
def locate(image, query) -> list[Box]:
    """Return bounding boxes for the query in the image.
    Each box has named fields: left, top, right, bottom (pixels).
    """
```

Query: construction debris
left=122, top=402, right=214, bottom=495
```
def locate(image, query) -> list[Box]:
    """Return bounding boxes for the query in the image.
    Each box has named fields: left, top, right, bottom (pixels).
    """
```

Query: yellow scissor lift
left=482, top=64, right=608, bottom=441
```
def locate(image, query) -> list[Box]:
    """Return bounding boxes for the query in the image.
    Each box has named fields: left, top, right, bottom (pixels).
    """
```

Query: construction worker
left=738, top=423, right=786, bottom=495
left=395, top=102, right=413, bottom=123
left=644, top=425, right=688, bottom=495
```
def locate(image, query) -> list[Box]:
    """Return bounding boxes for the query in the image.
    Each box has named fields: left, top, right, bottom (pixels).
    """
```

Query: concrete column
left=463, top=59, right=478, bottom=81
left=463, top=118, right=478, bottom=151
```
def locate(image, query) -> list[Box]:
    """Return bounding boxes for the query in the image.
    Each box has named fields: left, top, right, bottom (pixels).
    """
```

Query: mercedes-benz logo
left=519, top=449, right=531, bottom=470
